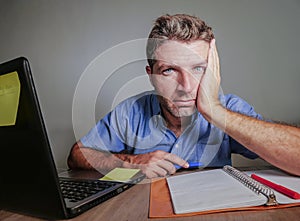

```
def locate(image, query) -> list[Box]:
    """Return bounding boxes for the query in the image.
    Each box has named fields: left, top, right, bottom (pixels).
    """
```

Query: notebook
left=0, top=57, right=145, bottom=219
left=164, top=166, right=300, bottom=215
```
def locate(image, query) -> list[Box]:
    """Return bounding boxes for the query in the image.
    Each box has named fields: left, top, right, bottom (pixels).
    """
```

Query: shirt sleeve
left=224, top=94, right=262, bottom=159
left=80, top=113, right=125, bottom=152
left=80, top=101, right=130, bottom=152
left=79, top=91, right=157, bottom=153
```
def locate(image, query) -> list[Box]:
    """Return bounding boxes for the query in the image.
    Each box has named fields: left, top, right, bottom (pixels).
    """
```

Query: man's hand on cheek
left=196, top=39, right=222, bottom=119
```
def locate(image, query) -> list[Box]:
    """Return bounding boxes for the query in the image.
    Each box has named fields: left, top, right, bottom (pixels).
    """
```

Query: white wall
left=0, top=0, right=299, bottom=168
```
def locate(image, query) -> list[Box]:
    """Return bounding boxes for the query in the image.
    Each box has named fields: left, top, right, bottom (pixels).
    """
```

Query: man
left=68, top=14, right=300, bottom=178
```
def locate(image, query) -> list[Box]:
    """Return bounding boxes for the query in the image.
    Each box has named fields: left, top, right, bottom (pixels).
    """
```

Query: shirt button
left=175, top=144, right=179, bottom=148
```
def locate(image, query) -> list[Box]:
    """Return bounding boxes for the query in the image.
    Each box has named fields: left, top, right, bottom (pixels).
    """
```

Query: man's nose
left=177, top=71, right=196, bottom=93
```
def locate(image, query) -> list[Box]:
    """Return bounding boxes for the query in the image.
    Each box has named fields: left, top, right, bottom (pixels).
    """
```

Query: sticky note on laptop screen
left=100, top=168, right=140, bottom=182
left=0, top=71, right=21, bottom=126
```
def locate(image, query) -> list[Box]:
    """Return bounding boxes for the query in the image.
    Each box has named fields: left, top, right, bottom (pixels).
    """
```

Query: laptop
left=0, top=57, right=145, bottom=219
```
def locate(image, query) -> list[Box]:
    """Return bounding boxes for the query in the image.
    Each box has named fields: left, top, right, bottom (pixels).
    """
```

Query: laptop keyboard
left=59, top=179, right=118, bottom=203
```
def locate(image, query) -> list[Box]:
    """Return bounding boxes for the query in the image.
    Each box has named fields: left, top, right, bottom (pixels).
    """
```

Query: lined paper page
left=167, top=169, right=267, bottom=214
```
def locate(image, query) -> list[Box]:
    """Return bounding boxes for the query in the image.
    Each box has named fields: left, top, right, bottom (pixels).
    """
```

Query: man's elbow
left=67, top=142, right=81, bottom=169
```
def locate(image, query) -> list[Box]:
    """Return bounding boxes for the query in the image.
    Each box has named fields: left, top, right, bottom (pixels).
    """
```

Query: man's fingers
left=142, top=164, right=169, bottom=178
left=213, top=41, right=220, bottom=81
left=152, top=164, right=169, bottom=177
left=209, top=39, right=220, bottom=82
left=164, top=153, right=189, bottom=168
left=132, top=150, right=188, bottom=178
left=156, top=160, right=177, bottom=174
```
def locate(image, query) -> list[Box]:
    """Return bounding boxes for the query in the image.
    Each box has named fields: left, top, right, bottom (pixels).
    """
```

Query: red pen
left=251, top=174, right=300, bottom=200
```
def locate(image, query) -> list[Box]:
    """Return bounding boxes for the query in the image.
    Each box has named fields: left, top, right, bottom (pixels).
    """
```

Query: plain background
left=0, top=0, right=299, bottom=169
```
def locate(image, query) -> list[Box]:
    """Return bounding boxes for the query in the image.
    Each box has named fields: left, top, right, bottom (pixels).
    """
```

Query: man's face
left=146, top=40, right=209, bottom=118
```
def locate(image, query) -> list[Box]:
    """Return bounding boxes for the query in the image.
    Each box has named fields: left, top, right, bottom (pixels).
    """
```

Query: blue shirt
left=81, top=91, right=261, bottom=167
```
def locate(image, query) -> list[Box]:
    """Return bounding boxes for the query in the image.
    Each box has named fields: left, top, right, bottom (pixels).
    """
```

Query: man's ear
left=146, top=65, right=152, bottom=75
left=146, top=66, right=154, bottom=86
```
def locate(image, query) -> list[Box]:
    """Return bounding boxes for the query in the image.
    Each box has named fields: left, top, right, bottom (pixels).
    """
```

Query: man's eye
left=162, top=68, right=175, bottom=75
left=194, top=66, right=205, bottom=73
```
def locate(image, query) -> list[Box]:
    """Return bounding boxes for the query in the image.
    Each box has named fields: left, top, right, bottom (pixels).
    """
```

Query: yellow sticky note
left=100, top=168, right=140, bottom=182
left=0, top=71, right=21, bottom=126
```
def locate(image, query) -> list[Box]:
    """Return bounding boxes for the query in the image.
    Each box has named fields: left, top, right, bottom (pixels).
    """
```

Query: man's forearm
left=209, top=105, right=300, bottom=175
left=68, top=142, right=189, bottom=178
left=197, top=39, right=300, bottom=175
left=67, top=143, right=126, bottom=173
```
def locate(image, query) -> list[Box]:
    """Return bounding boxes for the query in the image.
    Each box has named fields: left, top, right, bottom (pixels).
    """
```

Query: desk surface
left=1, top=170, right=300, bottom=221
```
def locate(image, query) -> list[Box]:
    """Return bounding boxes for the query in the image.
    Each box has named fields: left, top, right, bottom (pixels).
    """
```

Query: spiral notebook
left=149, top=166, right=300, bottom=217
left=166, top=166, right=300, bottom=215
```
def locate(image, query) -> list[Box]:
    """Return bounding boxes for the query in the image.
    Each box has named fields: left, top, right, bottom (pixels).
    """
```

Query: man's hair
left=146, top=14, right=214, bottom=69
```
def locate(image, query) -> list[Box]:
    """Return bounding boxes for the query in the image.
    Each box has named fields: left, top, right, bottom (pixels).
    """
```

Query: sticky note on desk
left=0, top=72, right=20, bottom=126
left=100, top=168, right=140, bottom=182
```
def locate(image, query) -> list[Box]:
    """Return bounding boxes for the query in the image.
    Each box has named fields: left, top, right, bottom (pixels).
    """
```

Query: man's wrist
left=114, top=153, right=136, bottom=168
left=202, top=103, right=227, bottom=130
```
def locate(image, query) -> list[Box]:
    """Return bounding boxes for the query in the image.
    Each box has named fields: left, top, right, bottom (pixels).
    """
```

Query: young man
left=68, top=14, right=300, bottom=178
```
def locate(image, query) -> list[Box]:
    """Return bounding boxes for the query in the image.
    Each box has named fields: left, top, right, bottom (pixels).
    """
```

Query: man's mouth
left=173, top=99, right=196, bottom=107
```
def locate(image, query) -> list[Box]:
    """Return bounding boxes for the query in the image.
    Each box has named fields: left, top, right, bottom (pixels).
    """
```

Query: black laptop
left=0, top=57, right=145, bottom=219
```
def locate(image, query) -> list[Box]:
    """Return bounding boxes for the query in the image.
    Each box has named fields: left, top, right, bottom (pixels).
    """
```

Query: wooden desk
left=1, top=178, right=300, bottom=221
left=2, top=166, right=300, bottom=221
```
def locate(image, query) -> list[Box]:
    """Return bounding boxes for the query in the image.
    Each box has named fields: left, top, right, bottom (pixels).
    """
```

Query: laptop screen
left=0, top=57, right=145, bottom=219
left=0, top=57, right=67, bottom=218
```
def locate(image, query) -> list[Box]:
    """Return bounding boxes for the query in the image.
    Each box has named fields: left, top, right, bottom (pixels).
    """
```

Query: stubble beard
left=159, top=96, right=197, bottom=118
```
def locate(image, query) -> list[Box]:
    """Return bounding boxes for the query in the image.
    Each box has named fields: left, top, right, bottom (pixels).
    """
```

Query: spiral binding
left=223, top=165, right=278, bottom=206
